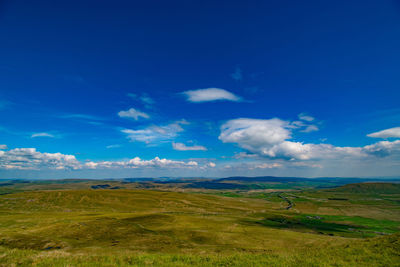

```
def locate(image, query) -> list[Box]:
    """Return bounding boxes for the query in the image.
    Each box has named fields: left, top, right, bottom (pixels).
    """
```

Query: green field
left=0, top=180, right=399, bottom=266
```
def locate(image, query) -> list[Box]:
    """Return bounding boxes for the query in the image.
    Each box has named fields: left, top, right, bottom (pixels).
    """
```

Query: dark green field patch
left=245, top=213, right=400, bottom=238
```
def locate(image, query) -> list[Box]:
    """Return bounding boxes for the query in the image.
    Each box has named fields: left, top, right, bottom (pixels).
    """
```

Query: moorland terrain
left=0, top=176, right=399, bottom=266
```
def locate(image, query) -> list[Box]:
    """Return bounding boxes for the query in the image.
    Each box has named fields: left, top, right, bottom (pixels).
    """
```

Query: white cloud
left=292, top=114, right=319, bottom=133
left=0, top=147, right=204, bottom=170
left=298, top=113, right=315, bottom=122
left=219, top=118, right=400, bottom=161
left=118, top=108, right=150, bottom=120
left=208, top=162, right=216, bottom=167
left=367, top=127, right=400, bottom=139
left=219, top=118, right=291, bottom=151
left=122, top=121, right=187, bottom=144
left=31, top=132, right=55, bottom=138
left=0, top=148, right=80, bottom=170
left=172, top=142, right=207, bottom=151
left=0, top=145, right=7, bottom=150
left=183, top=88, right=242, bottom=103
left=253, top=163, right=282, bottom=169
left=363, top=140, right=400, bottom=157
left=84, top=156, right=199, bottom=169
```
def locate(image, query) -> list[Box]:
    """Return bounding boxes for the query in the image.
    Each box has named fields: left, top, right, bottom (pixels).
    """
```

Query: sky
left=0, top=0, right=400, bottom=179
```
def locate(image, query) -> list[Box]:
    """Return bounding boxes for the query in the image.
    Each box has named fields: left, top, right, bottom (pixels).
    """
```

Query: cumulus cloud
left=219, top=118, right=400, bottom=161
left=0, top=145, right=7, bottom=150
left=367, top=127, right=400, bottom=139
left=0, top=148, right=80, bottom=170
left=183, top=88, right=242, bottom=103
left=219, top=118, right=291, bottom=150
left=208, top=162, right=216, bottom=167
left=31, top=132, right=55, bottom=138
left=121, top=120, right=188, bottom=144
left=172, top=142, right=207, bottom=151
left=363, top=140, right=400, bottom=157
left=0, top=147, right=203, bottom=170
left=118, top=108, right=150, bottom=120
left=83, top=156, right=198, bottom=169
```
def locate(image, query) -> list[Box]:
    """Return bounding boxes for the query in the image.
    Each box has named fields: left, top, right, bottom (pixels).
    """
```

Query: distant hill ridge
left=216, top=176, right=400, bottom=184
left=328, top=183, right=400, bottom=194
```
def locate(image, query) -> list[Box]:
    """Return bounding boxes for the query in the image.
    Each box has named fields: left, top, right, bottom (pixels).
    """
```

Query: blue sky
left=1, top=0, right=400, bottom=178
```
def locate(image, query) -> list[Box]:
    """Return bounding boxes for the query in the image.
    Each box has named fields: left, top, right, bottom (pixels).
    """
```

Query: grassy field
left=0, top=180, right=399, bottom=266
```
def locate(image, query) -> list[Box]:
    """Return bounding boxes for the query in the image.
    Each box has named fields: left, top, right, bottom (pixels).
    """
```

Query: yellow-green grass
left=0, top=233, right=399, bottom=266
left=0, top=188, right=399, bottom=266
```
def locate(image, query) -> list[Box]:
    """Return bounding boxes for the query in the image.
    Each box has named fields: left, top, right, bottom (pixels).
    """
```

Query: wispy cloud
left=182, top=88, right=242, bottom=103
left=298, top=113, right=315, bottom=122
left=292, top=113, right=319, bottom=132
left=118, top=108, right=150, bottom=120
left=127, top=93, right=155, bottom=108
left=121, top=120, right=188, bottom=144
left=300, top=125, right=319, bottom=133
left=106, top=144, right=121, bottom=149
left=31, top=132, right=55, bottom=138
left=60, top=114, right=102, bottom=120
left=230, top=66, right=242, bottom=81
left=0, top=145, right=7, bottom=150
left=140, top=95, right=155, bottom=105
left=59, top=113, right=105, bottom=125
left=172, top=142, right=207, bottom=151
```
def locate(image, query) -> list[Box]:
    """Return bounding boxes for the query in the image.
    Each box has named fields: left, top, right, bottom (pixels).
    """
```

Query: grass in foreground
left=0, top=233, right=399, bottom=266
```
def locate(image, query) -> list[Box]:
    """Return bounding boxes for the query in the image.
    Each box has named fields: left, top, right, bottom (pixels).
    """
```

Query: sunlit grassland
left=0, top=233, right=399, bottom=266
left=0, top=183, right=399, bottom=266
